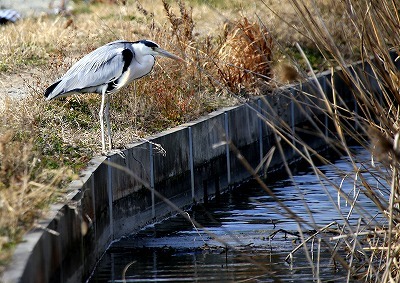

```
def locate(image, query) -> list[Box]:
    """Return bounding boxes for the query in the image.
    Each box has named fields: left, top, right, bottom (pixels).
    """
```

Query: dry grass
left=217, top=17, right=273, bottom=92
left=0, top=94, right=76, bottom=271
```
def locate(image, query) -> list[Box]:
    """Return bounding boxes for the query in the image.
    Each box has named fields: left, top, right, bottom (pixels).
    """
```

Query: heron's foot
left=116, top=149, right=126, bottom=159
left=100, top=147, right=126, bottom=158
left=101, top=143, right=107, bottom=155
left=102, top=150, right=126, bottom=158
left=100, top=141, right=113, bottom=156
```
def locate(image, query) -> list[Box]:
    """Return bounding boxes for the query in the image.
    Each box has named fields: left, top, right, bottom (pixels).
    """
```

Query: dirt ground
left=0, top=0, right=65, bottom=16
left=0, top=0, right=67, bottom=110
left=0, top=68, right=45, bottom=111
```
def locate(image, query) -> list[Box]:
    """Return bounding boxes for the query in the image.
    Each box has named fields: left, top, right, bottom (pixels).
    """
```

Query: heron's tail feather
left=44, top=80, right=62, bottom=100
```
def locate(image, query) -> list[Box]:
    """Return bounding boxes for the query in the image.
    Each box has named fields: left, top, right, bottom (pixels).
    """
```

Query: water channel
left=88, top=147, right=387, bottom=282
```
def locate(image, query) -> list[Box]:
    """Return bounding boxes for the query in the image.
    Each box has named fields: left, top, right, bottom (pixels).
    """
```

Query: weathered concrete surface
left=2, top=55, right=399, bottom=283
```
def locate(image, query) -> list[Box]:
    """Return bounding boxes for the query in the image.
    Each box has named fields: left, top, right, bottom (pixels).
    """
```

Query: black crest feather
left=137, top=40, right=159, bottom=48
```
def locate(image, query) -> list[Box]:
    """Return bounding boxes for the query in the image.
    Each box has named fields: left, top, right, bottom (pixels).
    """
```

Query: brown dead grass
left=217, top=17, right=273, bottom=92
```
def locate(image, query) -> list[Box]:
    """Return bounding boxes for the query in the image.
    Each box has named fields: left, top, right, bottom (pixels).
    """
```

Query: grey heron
left=45, top=39, right=184, bottom=153
left=0, top=9, right=21, bottom=24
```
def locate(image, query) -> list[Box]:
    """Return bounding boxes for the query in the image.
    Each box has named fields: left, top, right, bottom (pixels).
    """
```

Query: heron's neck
left=139, top=55, right=155, bottom=66
left=127, top=54, right=155, bottom=82
left=136, top=54, right=154, bottom=65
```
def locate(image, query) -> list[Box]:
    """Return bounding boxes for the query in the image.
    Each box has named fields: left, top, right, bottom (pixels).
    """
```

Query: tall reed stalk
left=255, top=0, right=400, bottom=281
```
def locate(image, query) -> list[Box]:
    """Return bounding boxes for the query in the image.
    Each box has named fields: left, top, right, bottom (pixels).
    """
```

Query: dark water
left=88, top=147, right=388, bottom=282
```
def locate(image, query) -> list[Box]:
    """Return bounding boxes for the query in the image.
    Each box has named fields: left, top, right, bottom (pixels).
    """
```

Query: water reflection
left=88, top=147, right=387, bottom=282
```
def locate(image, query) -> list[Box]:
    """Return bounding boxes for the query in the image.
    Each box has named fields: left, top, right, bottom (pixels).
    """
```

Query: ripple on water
left=88, top=147, right=387, bottom=282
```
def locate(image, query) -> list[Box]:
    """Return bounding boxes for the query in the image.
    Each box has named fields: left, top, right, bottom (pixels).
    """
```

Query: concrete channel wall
left=2, top=54, right=397, bottom=283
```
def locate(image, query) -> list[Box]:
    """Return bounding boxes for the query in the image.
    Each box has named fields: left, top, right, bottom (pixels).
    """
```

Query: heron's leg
left=105, top=92, right=113, bottom=150
left=99, top=90, right=106, bottom=153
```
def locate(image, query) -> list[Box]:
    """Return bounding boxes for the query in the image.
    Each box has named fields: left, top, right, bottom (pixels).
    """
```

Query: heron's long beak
left=154, top=47, right=185, bottom=62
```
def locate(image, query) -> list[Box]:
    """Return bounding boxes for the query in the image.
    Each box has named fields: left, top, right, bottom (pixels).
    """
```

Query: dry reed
left=254, top=0, right=400, bottom=281
left=217, top=17, right=273, bottom=93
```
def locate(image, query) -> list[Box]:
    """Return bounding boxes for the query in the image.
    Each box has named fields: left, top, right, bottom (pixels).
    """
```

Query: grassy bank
left=0, top=0, right=398, bottom=281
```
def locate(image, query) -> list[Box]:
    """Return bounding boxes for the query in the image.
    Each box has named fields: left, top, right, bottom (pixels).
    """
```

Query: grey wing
left=46, top=41, right=134, bottom=99
left=0, top=9, right=21, bottom=24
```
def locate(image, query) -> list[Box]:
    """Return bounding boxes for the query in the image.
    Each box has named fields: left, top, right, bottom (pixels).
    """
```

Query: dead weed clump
left=162, top=0, right=195, bottom=44
left=217, top=17, right=273, bottom=93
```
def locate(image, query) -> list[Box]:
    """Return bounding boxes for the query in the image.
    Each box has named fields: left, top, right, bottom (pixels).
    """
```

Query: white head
left=134, top=40, right=184, bottom=62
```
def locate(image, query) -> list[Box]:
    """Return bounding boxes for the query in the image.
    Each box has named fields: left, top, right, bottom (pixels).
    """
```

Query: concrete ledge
left=2, top=54, right=399, bottom=283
